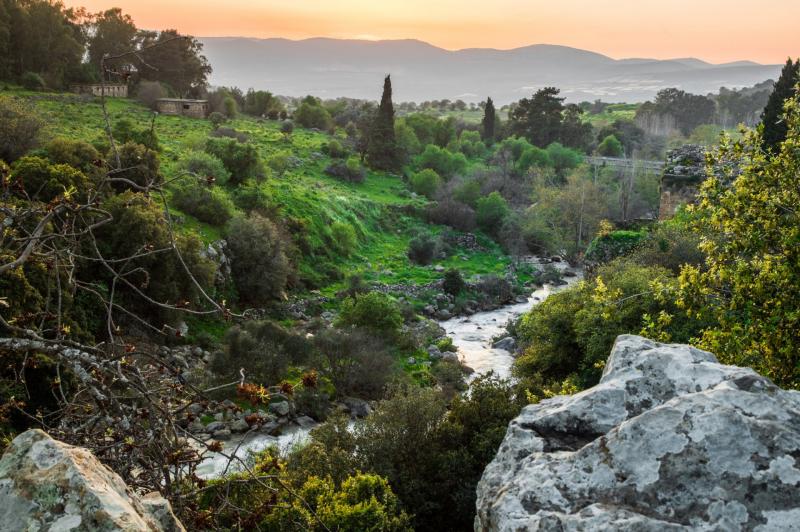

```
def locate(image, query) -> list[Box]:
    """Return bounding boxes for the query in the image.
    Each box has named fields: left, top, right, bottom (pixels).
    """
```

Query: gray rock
left=407, top=356, right=417, bottom=365
left=229, top=419, right=250, bottom=433
left=211, top=429, right=231, bottom=441
left=427, top=345, right=443, bottom=359
left=295, top=416, right=317, bottom=429
left=492, top=336, right=517, bottom=352
left=187, top=403, right=204, bottom=415
left=269, top=400, right=291, bottom=417
left=441, top=352, right=459, bottom=363
left=0, top=429, right=184, bottom=531
left=436, top=309, right=452, bottom=320
left=434, top=265, right=445, bottom=272
left=476, top=335, right=800, bottom=531
left=187, top=420, right=205, bottom=433
left=205, top=421, right=226, bottom=433
left=341, top=396, right=372, bottom=418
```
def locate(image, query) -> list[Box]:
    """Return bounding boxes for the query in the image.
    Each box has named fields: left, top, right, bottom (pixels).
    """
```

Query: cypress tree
left=482, top=97, right=496, bottom=143
left=367, top=75, right=399, bottom=170
left=761, top=58, right=799, bottom=153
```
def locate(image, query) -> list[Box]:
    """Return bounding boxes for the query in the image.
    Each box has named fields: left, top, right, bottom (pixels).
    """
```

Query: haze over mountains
left=200, top=37, right=781, bottom=103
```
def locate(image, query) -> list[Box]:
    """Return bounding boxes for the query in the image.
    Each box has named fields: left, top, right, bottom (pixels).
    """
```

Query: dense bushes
left=407, top=232, right=438, bottom=265
left=10, top=156, right=89, bottom=202
left=176, top=151, right=231, bottom=185
left=335, top=292, right=403, bottom=338
left=476, top=191, right=510, bottom=234
left=513, top=259, right=702, bottom=391
left=324, top=156, right=365, bottom=183
left=314, top=329, right=395, bottom=399
left=44, top=138, right=101, bottom=177
left=112, top=141, right=160, bottom=191
left=171, top=181, right=235, bottom=225
left=426, top=200, right=476, bottom=231
left=294, top=97, right=333, bottom=130
left=0, top=95, right=43, bottom=163
left=213, top=320, right=311, bottom=385
left=205, top=137, right=262, bottom=185
left=415, top=144, right=467, bottom=178
left=409, top=168, right=442, bottom=199
left=226, top=214, right=291, bottom=304
left=330, top=221, right=357, bottom=256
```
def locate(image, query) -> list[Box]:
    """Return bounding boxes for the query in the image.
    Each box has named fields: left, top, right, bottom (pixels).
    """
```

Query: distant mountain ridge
left=199, top=37, right=781, bottom=103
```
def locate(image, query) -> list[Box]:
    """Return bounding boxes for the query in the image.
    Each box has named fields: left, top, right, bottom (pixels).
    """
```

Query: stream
left=197, top=260, right=582, bottom=478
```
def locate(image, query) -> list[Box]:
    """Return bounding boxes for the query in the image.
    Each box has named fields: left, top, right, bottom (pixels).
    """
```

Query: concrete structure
left=658, top=144, right=707, bottom=219
left=71, top=83, right=128, bottom=98
left=156, top=98, right=209, bottom=118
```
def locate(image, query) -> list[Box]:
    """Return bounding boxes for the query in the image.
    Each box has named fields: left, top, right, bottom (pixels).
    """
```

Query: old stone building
left=71, top=83, right=128, bottom=98
left=156, top=98, right=209, bottom=118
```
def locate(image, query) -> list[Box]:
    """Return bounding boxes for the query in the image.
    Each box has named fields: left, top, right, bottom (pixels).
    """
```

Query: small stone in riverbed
left=211, top=429, right=231, bottom=441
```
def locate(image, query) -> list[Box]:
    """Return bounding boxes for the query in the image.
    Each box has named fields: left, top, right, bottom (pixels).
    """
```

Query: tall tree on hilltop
left=761, top=57, right=799, bottom=153
left=482, top=97, right=496, bottom=143
left=87, top=8, right=137, bottom=81
left=508, top=87, right=564, bottom=147
left=136, top=29, right=211, bottom=97
left=367, top=74, right=399, bottom=170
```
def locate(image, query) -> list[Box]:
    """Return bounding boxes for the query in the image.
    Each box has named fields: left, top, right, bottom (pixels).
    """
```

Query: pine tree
left=482, top=97, right=496, bottom=143
left=761, top=58, right=799, bottom=153
left=366, top=75, right=399, bottom=170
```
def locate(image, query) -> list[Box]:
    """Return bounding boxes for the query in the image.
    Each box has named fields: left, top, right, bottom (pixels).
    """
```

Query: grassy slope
left=10, top=90, right=513, bottom=304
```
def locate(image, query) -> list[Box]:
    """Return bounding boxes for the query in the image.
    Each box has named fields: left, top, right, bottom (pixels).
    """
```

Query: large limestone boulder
left=476, top=335, right=800, bottom=531
left=0, top=429, right=184, bottom=531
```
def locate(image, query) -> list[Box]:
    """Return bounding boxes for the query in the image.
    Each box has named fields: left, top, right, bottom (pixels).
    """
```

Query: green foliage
left=367, top=76, right=400, bottom=170
left=214, top=320, right=311, bottom=385
left=453, top=178, right=482, bottom=208
left=407, top=232, right=437, bottom=265
left=514, top=260, right=701, bottom=390
left=545, top=142, right=583, bottom=177
left=394, top=119, right=421, bottom=160
left=0, top=95, right=43, bottom=162
left=112, top=141, right=160, bottom=191
left=584, top=229, right=647, bottom=267
left=476, top=191, right=510, bottom=234
left=294, top=98, right=333, bottom=130
left=44, top=138, right=101, bottom=176
left=205, top=137, right=261, bottom=185
left=176, top=150, right=231, bottom=185
left=597, top=134, right=624, bottom=156
left=135, top=29, right=211, bottom=96
left=409, top=168, right=442, bottom=199
left=678, top=95, right=800, bottom=388
left=10, top=156, right=88, bottom=202
left=336, top=292, right=403, bottom=338
left=330, top=221, right=357, bottom=257
left=442, top=268, right=465, bottom=296
left=482, top=96, right=496, bottom=142
left=112, top=118, right=161, bottom=151
left=19, top=71, right=44, bottom=91
left=265, top=473, right=412, bottom=531
left=171, top=181, right=235, bottom=226
left=226, top=213, right=291, bottom=304
left=325, top=156, right=365, bottom=183
left=313, top=328, right=395, bottom=399
left=208, top=111, right=226, bottom=128
left=415, top=144, right=467, bottom=179
left=760, top=58, right=799, bottom=153
left=325, top=138, right=348, bottom=158
left=516, top=145, right=550, bottom=174
left=222, top=95, right=237, bottom=118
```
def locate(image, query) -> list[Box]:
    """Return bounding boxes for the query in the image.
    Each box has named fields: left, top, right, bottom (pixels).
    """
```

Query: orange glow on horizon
left=63, top=0, right=798, bottom=64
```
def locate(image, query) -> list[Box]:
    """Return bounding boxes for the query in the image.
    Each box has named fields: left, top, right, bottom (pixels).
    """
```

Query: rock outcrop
left=0, top=429, right=184, bottom=531
left=476, top=335, right=800, bottom=531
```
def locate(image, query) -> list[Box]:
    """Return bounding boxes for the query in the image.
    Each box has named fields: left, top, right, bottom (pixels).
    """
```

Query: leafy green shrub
left=407, top=233, right=437, bottom=265
left=324, top=139, right=348, bottom=158
left=266, top=151, right=292, bottom=176
left=584, top=229, right=647, bottom=267
left=630, top=220, right=704, bottom=274
left=545, top=142, right=583, bottom=177
left=409, top=168, right=442, bottom=199
left=232, top=180, right=272, bottom=212
left=294, top=100, right=333, bottom=130
left=208, top=127, right=249, bottom=143
left=516, top=146, right=550, bottom=174
left=0, top=95, right=43, bottom=162
left=176, top=151, right=231, bottom=186
left=44, top=138, right=101, bottom=176
left=205, top=138, right=262, bottom=185
left=10, top=156, right=88, bottom=202
left=453, top=178, right=482, bottom=207
left=597, top=134, right=624, bottom=156
left=226, top=214, right=291, bottom=304
left=111, top=142, right=160, bottom=191
left=325, top=156, right=365, bottom=183
left=426, top=200, right=476, bottom=231
left=111, top=118, right=160, bottom=151
left=336, top=292, right=403, bottom=337
left=443, top=268, right=466, bottom=296
left=281, top=120, right=294, bottom=136
left=20, top=72, right=45, bottom=91
left=476, top=191, right=510, bottom=234
left=314, top=328, right=395, bottom=399
left=330, top=221, right=357, bottom=256
left=208, top=111, right=226, bottom=128
left=416, top=144, right=467, bottom=178
left=171, top=181, right=235, bottom=225
left=214, top=320, right=312, bottom=385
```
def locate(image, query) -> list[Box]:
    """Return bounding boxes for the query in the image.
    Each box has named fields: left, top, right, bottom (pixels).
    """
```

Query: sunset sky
left=64, top=0, right=798, bottom=64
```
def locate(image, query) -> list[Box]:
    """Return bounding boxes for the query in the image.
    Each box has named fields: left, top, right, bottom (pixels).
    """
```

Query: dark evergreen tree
left=508, top=87, right=565, bottom=147
left=482, top=97, right=496, bottom=143
left=366, top=75, right=399, bottom=170
left=761, top=58, right=799, bottom=153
